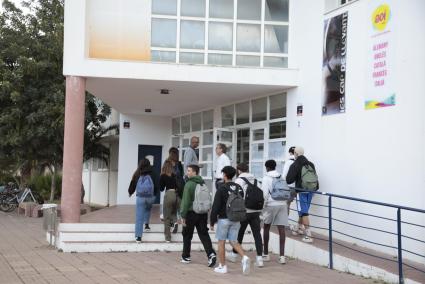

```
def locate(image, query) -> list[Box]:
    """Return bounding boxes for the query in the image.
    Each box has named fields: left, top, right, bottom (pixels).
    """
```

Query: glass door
left=250, top=126, right=267, bottom=181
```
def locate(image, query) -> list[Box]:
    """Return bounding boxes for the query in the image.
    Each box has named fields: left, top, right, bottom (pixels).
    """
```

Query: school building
left=60, top=0, right=425, bottom=280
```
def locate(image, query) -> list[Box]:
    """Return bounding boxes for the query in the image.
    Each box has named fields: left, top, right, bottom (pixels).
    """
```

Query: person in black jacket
left=210, top=166, right=250, bottom=275
left=286, top=147, right=318, bottom=243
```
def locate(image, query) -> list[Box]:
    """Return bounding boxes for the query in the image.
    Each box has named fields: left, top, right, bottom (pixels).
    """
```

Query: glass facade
left=151, top=0, right=289, bottom=68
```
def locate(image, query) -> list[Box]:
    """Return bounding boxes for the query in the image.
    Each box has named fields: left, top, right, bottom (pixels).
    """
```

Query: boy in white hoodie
left=261, top=160, right=289, bottom=264
left=227, top=163, right=265, bottom=267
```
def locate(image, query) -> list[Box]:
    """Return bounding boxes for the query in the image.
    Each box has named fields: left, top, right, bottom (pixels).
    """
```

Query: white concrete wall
left=286, top=0, right=425, bottom=263
left=116, top=114, right=171, bottom=205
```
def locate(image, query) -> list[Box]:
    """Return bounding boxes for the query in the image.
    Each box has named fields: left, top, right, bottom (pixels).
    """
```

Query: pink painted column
left=61, top=76, right=86, bottom=223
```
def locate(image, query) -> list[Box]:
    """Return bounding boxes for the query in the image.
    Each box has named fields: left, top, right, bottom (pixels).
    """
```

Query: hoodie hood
left=140, top=165, right=153, bottom=175
left=238, top=173, right=255, bottom=180
left=188, top=175, right=204, bottom=184
left=266, top=170, right=281, bottom=178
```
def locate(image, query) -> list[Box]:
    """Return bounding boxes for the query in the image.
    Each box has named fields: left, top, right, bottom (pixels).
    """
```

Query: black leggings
left=263, top=224, right=286, bottom=256
left=232, top=212, right=263, bottom=256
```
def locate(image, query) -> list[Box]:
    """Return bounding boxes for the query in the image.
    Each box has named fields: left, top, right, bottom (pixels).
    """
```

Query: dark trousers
left=233, top=212, right=263, bottom=256
left=182, top=211, right=215, bottom=258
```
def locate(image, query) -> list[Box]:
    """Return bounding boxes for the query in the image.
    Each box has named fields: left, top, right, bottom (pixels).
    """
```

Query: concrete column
left=61, top=76, right=86, bottom=223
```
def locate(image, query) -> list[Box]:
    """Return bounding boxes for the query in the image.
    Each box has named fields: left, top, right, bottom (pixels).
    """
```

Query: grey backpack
left=192, top=183, right=212, bottom=214
left=225, top=182, right=246, bottom=222
left=271, top=176, right=295, bottom=201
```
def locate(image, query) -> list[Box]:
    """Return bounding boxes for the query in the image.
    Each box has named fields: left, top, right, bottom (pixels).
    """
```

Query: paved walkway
left=0, top=211, right=376, bottom=284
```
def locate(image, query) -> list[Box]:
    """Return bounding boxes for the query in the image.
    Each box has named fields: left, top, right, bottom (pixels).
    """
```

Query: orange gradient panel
left=87, top=0, right=151, bottom=61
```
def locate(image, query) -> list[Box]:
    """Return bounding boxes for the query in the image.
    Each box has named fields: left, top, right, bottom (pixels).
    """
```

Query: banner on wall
left=365, top=1, right=396, bottom=110
left=322, top=12, right=348, bottom=116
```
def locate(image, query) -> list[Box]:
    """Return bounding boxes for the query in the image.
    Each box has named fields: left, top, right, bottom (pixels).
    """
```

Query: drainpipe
left=107, top=142, right=111, bottom=207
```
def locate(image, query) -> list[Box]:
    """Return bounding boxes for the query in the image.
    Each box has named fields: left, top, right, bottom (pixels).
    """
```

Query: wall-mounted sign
left=297, top=105, right=303, bottom=116
left=322, top=12, right=348, bottom=116
left=365, top=1, right=396, bottom=110
left=123, top=120, right=130, bottom=129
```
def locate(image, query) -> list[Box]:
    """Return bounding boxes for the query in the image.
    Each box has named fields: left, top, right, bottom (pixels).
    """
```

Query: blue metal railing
left=288, top=188, right=425, bottom=284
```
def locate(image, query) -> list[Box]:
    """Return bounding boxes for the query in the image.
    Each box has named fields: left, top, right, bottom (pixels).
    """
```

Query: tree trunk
left=49, top=165, right=56, bottom=202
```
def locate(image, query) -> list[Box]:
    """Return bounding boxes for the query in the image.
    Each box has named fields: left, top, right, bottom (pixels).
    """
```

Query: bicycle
left=0, top=186, right=44, bottom=212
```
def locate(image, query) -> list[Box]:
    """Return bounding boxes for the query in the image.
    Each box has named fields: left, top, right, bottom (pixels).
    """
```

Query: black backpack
left=240, top=177, right=264, bottom=210
left=225, top=182, right=246, bottom=222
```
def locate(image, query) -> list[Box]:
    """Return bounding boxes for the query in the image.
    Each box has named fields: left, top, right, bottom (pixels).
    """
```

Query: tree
left=0, top=0, right=118, bottom=201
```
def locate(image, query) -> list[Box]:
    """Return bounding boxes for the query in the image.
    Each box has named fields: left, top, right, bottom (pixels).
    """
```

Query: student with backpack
left=286, top=147, right=319, bottom=243
left=210, top=166, right=250, bottom=275
left=179, top=164, right=216, bottom=267
left=261, top=160, right=290, bottom=264
left=160, top=160, right=180, bottom=243
left=128, top=158, right=156, bottom=243
left=227, top=163, right=264, bottom=267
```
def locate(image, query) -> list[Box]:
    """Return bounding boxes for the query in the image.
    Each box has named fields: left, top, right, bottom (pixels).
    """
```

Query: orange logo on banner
left=372, top=4, right=390, bottom=31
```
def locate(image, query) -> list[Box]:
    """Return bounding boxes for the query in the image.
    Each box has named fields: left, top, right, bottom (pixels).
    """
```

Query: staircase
left=55, top=223, right=257, bottom=253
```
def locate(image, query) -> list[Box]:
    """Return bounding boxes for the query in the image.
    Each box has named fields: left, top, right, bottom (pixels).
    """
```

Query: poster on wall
left=322, top=12, right=348, bottom=116
left=365, top=1, right=396, bottom=110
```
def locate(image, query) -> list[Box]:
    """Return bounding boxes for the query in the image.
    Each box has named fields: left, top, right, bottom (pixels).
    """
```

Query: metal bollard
left=42, top=204, right=58, bottom=246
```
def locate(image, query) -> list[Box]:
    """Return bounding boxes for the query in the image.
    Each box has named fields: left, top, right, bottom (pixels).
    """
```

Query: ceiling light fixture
left=160, top=89, right=170, bottom=95
left=145, top=108, right=152, bottom=113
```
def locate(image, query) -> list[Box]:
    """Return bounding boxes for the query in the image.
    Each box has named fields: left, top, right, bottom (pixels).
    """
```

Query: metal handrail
left=289, top=187, right=425, bottom=284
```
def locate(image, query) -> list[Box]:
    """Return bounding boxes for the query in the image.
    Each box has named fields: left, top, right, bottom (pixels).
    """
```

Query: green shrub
left=28, top=174, right=62, bottom=201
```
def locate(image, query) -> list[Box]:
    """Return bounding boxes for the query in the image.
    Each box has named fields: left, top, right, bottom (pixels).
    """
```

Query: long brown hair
left=168, top=147, right=179, bottom=163
left=132, top=158, right=151, bottom=181
left=161, top=160, right=174, bottom=176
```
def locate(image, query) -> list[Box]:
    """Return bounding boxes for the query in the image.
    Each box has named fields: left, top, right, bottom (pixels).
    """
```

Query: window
left=237, top=24, right=261, bottom=52
left=181, top=115, right=191, bottom=133
left=264, top=25, right=288, bottom=53
left=269, top=93, right=286, bottom=119
left=172, top=117, right=180, bottom=134
left=209, top=22, right=233, bottom=51
left=237, top=0, right=261, bottom=20
left=269, top=121, right=286, bottom=139
left=268, top=141, right=285, bottom=160
left=210, top=0, right=233, bottom=19
left=202, top=110, right=214, bottom=130
left=236, top=102, right=249, bottom=124
left=203, top=131, right=213, bottom=145
left=181, top=0, right=205, bottom=17
left=221, top=105, right=234, bottom=127
left=263, top=56, right=288, bottom=68
left=208, top=54, right=233, bottom=65
left=191, top=112, right=202, bottom=131
left=180, top=21, right=205, bottom=49
left=180, top=52, right=204, bottom=64
left=151, top=51, right=176, bottom=63
left=265, top=0, right=289, bottom=22
left=151, top=19, right=177, bottom=48
left=152, top=0, right=177, bottom=15
left=252, top=129, right=265, bottom=141
left=236, top=55, right=260, bottom=67
left=252, top=97, right=267, bottom=122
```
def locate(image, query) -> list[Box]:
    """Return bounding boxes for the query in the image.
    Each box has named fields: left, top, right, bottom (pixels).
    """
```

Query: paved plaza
left=0, top=211, right=377, bottom=284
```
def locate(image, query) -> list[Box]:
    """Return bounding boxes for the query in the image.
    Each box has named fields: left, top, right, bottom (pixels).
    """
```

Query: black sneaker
left=172, top=223, right=178, bottom=234
left=208, top=253, right=217, bottom=267
left=135, top=237, right=142, bottom=243
left=181, top=257, right=191, bottom=264
left=144, top=224, right=151, bottom=232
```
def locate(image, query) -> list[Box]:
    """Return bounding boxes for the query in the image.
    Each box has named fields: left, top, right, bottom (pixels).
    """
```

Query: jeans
left=135, top=196, right=155, bottom=238
left=182, top=211, right=215, bottom=258
left=216, top=218, right=240, bottom=241
left=233, top=212, right=263, bottom=256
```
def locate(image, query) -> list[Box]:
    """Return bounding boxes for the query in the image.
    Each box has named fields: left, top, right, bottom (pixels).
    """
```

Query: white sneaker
left=255, top=256, right=264, bottom=267
left=226, top=251, right=237, bottom=263
left=241, top=256, right=250, bottom=275
left=214, top=264, right=228, bottom=274
left=262, top=254, right=270, bottom=262
left=278, top=256, right=286, bottom=264
left=302, top=236, right=314, bottom=243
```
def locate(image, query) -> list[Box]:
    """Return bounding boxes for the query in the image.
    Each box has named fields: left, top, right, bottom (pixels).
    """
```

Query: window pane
left=181, top=115, right=191, bottom=133
left=265, top=0, right=289, bottom=22
left=151, top=19, right=177, bottom=47
left=269, top=121, right=286, bottom=139
left=236, top=102, right=249, bottom=124
left=252, top=97, right=267, bottom=122
left=172, top=117, right=180, bottom=134
left=237, top=0, right=261, bottom=20
left=151, top=51, right=176, bottom=63
left=180, top=21, right=205, bottom=49
left=269, top=93, right=286, bottom=119
left=263, top=56, right=288, bottom=68
left=210, top=0, right=233, bottom=19
left=208, top=22, right=233, bottom=51
left=237, top=24, right=261, bottom=52
left=152, top=0, right=177, bottom=15
left=251, top=162, right=263, bottom=179
left=218, top=131, right=233, bottom=143
left=268, top=141, right=285, bottom=160
left=251, top=143, right=264, bottom=160
left=203, top=110, right=213, bottom=129
left=203, top=131, right=213, bottom=145
left=181, top=0, right=205, bottom=17
left=252, top=129, right=264, bottom=141
left=191, top=112, right=202, bottom=131
left=236, top=55, right=260, bottom=67
left=264, top=25, right=288, bottom=53
left=208, top=54, right=233, bottom=65
left=172, top=136, right=180, bottom=148
left=180, top=52, right=204, bottom=64
left=202, top=147, right=213, bottom=161
left=221, top=105, right=234, bottom=127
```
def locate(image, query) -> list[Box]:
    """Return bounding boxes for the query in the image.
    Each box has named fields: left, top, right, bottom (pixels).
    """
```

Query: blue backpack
left=136, top=175, right=154, bottom=197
